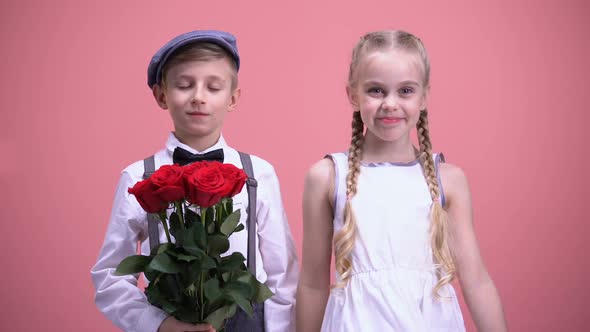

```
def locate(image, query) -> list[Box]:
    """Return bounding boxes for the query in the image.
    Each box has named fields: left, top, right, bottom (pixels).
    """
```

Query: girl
left=296, top=30, right=507, bottom=331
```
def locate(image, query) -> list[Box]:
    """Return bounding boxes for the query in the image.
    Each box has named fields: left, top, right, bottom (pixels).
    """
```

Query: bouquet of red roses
left=115, top=161, right=273, bottom=331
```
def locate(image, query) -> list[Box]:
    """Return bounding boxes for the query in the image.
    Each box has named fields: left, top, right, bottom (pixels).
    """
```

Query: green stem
left=217, top=203, right=222, bottom=225
left=158, top=212, right=172, bottom=243
left=199, top=207, right=207, bottom=321
left=201, top=207, right=207, bottom=228
left=175, top=202, right=185, bottom=229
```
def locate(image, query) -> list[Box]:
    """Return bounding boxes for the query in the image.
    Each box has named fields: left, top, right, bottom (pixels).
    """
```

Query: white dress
left=321, top=152, right=466, bottom=332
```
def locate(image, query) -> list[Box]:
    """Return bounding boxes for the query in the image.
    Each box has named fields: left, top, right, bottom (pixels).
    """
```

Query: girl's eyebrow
left=361, top=79, right=421, bottom=87
left=361, top=80, right=385, bottom=86
left=398, top=80, right=420, bottom=87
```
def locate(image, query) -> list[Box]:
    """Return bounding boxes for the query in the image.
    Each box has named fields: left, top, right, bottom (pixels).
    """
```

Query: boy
left=91, top=30, right=299, bottom=332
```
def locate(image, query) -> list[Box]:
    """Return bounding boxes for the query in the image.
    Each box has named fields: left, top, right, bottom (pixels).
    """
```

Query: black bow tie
left=173, top=147, right=224, bottom=166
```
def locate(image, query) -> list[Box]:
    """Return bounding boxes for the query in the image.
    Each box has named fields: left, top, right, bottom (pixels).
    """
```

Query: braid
left=333, top=111, right=364, bottom=287
left=417, top=110, right=440, bottom=200
left=417, top=110, right=456, bottom=298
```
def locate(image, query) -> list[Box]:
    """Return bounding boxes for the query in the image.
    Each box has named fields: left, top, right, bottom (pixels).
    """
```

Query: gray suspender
left=142, top=153, right=258, bottom=274
left=238, top=151, right=258, bottom=275
left=142, top=156, right=161, bottom=253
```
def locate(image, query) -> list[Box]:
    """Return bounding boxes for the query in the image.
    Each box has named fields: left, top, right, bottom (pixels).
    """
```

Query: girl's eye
left=400, top=87, right=414, bottom=95
left=208, top=85, right=222, bottom=91
left=177, top=83, right=192, bottom=89
left=368, top=87, right=385, bottom=94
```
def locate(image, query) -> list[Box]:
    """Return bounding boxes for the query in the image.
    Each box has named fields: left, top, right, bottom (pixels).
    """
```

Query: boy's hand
left=158, top=316, right=216, bottom=332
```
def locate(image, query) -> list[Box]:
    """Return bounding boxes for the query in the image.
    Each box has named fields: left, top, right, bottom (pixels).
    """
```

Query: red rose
left=219, top=163, right=248, bottom=197
left=182, top=161, right=210, bottom=177
left=184, top=162, right=229, bottom=207
left=128, top=179, right=168, bottom=213
left=150, top=164, right=186, bottom=202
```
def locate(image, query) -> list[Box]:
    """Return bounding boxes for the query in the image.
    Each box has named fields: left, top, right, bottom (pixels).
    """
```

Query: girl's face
left=348, top=49, right=428, bottom=143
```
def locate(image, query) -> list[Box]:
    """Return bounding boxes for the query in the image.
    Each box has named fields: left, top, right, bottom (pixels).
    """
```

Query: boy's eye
left=177, top=83, right=193, bottom=89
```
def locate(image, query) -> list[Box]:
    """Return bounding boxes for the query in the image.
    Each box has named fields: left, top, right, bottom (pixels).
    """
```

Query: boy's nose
left=192, top=90, right=206, bottom=104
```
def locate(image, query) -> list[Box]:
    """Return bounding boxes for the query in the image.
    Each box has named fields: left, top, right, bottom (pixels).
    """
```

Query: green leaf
left=169, top=212, right=181, bottom=239
left=236, top=272, right=275, bottom=303
left=203, top=206, right=214, bottom=226
left=145, top=283, right=179, bottom=315
left=192, top=222, right=207, bottom=248
left=174, top=307, right=200, bottom=324
left=143, top=265, right=160, bottom=282
left=207, top=220, right=216, bottom=234
left=228, top=280, right=254, bottom=298
left=149, top=252, right=182, bottom=273
left=208, top=235, right=230, bottom=257
left=181, top=222, right=207, bottom=253
left=222, top=272, right=231, bottom=282
left=200, top=255, right=217, bottom=270
left=204, top=304, right=237, bottom=330
left=233, top=223, right=245, bottom=233
left=169, top=252, right=198, bottom=262
left=253, top=283, right=274, bottom=303
left=185, top=207, right=199, bottom=226
left=204, top=279, right=222, bottom=302
left=156, top=243, right=174, bottom=255
left=235, top=272, right=252, bottom=284
left=159, top=274, right=183, bottom=302
left=115, top=255, right=151, bottom=275
left=183, top=243, right=206, bottom=257
left=220, top=210, right=241, bottom=236
left=227, top=287, right=253, bottom=317
left=185, top=267, right=201, bottom=285
left=219, top=252, right=246, bottom=272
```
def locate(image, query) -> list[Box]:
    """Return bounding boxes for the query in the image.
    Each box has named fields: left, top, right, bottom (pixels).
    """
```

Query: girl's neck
left=361, top=132, right=418, bottom=164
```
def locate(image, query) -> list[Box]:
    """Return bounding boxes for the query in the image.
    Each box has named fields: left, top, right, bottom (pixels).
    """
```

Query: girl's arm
left=296, top=158, right=335, bottom=332
left=441, top=163, right=508, bottom=332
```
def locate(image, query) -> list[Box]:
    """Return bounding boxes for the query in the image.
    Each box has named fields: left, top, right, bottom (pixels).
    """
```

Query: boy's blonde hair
left=161, top=42, right=239, bottom=89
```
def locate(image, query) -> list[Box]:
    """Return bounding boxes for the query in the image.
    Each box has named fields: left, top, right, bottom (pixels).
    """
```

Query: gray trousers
left=224, top=303, right=265, bottom=331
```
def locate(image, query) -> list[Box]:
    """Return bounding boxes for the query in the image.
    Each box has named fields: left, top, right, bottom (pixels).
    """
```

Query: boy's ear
left=346, top=85, right=359, bottom=111
left=227, top=87, right=241, bottom=112
left=152, top=85, right=168, bottom=110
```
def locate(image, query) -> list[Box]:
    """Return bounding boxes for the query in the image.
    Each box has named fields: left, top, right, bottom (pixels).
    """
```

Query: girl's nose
left=381, top=95, right=399, bottom=111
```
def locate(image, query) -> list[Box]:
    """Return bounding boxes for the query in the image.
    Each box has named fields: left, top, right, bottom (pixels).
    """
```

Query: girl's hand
left=158, top=316, right=216, bottom=332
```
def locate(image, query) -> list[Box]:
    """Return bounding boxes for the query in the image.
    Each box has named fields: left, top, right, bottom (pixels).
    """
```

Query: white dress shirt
left=91, top=133, right=299, bottom=332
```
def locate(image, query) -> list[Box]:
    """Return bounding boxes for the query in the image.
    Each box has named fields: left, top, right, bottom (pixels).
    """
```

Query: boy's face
left=153, top=57, right=239, bottom=147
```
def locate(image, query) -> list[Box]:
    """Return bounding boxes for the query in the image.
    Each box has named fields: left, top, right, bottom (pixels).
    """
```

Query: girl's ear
left=420, top=85, right=430, bottom=111
left=152, top=85, right=168, bottom=110
left=346, top=85, right=359, bottom=111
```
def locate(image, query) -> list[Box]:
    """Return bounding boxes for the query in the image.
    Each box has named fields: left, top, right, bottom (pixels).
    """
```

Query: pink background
left=1, top=0, right=588, bottom=331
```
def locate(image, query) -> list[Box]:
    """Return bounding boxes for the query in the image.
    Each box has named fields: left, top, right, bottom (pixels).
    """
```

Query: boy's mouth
left=186, top=111, right=209, bottom=116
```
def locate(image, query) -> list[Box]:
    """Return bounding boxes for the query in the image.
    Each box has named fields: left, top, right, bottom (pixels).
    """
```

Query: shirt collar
left=165, top=132, right=228, bottom=156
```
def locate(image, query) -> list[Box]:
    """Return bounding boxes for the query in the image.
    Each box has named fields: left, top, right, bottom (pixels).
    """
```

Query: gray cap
left=147, top=30, right=240, bottom=88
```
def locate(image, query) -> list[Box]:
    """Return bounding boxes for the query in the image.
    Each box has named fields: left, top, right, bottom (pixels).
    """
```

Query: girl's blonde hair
left=334, top=30, right=455, bottom=297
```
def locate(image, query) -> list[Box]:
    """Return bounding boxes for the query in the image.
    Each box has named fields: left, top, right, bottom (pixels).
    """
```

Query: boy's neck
left=361, top=132, right=418, bottom=164
left=174, top=131, right=222, bottom=153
